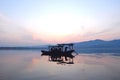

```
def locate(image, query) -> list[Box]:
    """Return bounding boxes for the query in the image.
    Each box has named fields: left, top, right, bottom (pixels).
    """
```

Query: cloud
left=63, top=13, right=120, bottom=42
left=0, top=13, right=45, bottom=46
left=0, top=12, right=120, bottom=46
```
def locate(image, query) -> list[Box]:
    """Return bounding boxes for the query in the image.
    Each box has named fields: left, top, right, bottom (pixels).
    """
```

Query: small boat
left=41, top=43, right=76, bottom=63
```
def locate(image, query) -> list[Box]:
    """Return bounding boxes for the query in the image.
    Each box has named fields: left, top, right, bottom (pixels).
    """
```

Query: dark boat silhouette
left=41, top=43, right=77, bottom=64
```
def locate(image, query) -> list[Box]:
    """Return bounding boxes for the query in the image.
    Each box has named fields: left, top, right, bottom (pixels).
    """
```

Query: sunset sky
left=0, top=0, right=120, bottom=46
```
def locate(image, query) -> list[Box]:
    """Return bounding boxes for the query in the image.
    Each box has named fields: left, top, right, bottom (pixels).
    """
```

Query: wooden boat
left=41, top=43, right=76, bottom=62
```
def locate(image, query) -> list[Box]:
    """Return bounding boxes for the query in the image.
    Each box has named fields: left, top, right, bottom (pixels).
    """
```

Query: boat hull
left=41, top=50, right=75, bottom=57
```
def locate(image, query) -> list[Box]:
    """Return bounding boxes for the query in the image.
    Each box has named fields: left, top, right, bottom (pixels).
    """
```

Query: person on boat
left=58, top=47, right=62, bottom=60
left=64, top=47, right=68, bottom=61
left=51, top=47, right=56, bottom=61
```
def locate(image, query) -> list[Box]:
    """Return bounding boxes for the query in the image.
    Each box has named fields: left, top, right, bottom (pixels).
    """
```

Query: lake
left=0, top=50, right=120, bottom=80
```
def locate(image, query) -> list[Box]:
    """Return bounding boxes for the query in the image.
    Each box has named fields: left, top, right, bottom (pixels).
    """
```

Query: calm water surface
left=0, top=50, right=120, bottom=80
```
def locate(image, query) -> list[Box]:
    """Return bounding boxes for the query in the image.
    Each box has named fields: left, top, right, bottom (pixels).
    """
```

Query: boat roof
left=57, top=43, right=73, bottom=46
left=48, top=43, right=74, bottom=48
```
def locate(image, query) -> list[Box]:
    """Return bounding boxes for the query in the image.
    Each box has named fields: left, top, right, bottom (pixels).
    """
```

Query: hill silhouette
left=74, top=39, right=120, bottom=53
left=74, top=39, right=120, bottom=48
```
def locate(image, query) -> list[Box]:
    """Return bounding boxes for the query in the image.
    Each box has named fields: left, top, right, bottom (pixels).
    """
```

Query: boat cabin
left=48, top=43, right=74, bottom=52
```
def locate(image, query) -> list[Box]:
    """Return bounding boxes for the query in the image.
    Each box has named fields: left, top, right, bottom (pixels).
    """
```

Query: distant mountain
left=0, top=45, right=47, bottom=50
left=74, top=39, right=120, bottom=53
left=74, top=39, right=120, bottom=48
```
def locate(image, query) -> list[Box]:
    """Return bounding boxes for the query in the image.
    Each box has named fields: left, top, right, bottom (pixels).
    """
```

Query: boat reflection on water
left=41, top=43, right=78, bottom=64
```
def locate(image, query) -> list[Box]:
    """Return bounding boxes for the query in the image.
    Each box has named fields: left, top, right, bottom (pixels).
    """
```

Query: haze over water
left=0, top=50, right=120, bottom=80
left=0, top=0, right=120, bottom=80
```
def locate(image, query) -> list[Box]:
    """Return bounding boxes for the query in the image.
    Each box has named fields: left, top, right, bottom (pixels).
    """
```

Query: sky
left=0, top=0, right=120, bottom=46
